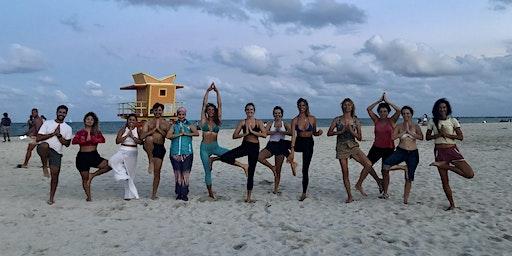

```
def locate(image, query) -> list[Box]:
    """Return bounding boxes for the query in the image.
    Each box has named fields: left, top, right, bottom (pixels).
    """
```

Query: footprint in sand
left=258, top=180, right=273, bottom=185
left=233, top=242, right=247, bottom=250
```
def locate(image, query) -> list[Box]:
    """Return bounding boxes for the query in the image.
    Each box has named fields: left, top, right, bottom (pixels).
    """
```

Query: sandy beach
left=1, top=123, right=511, bottom=255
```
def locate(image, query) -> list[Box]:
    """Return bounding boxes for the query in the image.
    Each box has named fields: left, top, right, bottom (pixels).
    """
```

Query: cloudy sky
left=1, top=0, right=511, bottom=122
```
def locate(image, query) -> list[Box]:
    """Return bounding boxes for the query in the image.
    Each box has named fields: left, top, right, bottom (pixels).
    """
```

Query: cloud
left=490, top=0, right=512, bottom=10
left=60, top=15, right=85, bottom=32
left=55, top=90, right=69, bottom=101
left=38, top=76, right=57, bottom=85
left=214, top=45, right=280, bottom=76
left=295, top=50, right=377, bottom=85
left=357, top=35, right=481, bottom=77
left=247, top=0, right=366, bottom=30
left=100, top=45, right=124, bottom=60
left=114, top=0, right=249, bottom=21
left=84, top=80, right=105, bottom=97
left=0, top=44, right=47, bottom=74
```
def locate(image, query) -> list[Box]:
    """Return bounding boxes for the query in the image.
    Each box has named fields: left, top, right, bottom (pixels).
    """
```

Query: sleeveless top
left=336, top=116, right=359, bottom=144
left=269, top=121, right=286, bottom=142
left=120, top=127, right=138, bottom=151
left=201, top=121, right=220, bottom=133
left=427, top=117, right=460, bottom=145
left=170, top=119, right=193, bottom=156
left=373, top=119, right=394, bottom=148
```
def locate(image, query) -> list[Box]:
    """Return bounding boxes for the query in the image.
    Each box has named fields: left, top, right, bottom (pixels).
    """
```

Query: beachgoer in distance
left=18, top=108, right=44, bottom=168
left=1, top=112, right=11, bottom=142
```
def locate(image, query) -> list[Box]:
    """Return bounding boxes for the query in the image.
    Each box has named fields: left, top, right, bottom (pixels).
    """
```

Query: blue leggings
left=200, top=141, right=229, bottom=186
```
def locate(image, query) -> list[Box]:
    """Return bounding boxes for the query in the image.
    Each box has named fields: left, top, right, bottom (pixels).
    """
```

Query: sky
left=1, top=0, right=511, bottom=122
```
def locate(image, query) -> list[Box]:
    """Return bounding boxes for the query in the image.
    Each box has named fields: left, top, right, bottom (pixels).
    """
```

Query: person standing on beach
left=36, top=105, right=72, bottom=205
left=18, top=108, right=44, bottom=168
left=258, top=106, right=297, bottom=194
left=379, top=106, right=423, bottom=204
left=1, top=112, right=11, bottom=142
left=354, top=93, right=401, bottom=196
left=290, top=98, right=323, bottom=201
left=426, top=98, right=474, bottom=210
left=199, top=83, right=247, bottom=199
left=109, top=114, right=143, bottom=200
left=72, top=112, right=111, bottom=202
left=211, top=103, right=267, bottom=203
left=142, top=103, right=171, bottom=200
left=327, top=98, right=374, bottom=203
left=167, top=107, right=199, bottom=201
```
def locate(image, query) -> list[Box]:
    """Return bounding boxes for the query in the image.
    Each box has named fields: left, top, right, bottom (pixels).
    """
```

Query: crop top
left=201, top=122, right=220, bottom=133
left=72, top=129, right=105, bottom=146
left=427, top=117, right=461, bottom=145
left=121, top=127, right=139, bottom=146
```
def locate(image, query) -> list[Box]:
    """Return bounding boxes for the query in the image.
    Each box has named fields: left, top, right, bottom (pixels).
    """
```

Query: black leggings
left=295, top=136, right=314, bottom=193
left=220, top=140, right=259, bottom=190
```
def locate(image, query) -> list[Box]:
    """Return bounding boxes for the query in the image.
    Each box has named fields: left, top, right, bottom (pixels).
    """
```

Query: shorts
left=76, top=150, right=105, bottom=172
left=37, top=144, right=62, bottom=168
left=434, top=145, right=464, bottom=163
left=152, top=143, right=166, bottom=159
left=265, top=139, right=291, bottom=157
left=336, top=140, right=362, bottom=159
left=367, top=146, right=395, bottom=164
left=383, top=147, right=419, bottom=181
left=1, top=126, right=10, bottom=133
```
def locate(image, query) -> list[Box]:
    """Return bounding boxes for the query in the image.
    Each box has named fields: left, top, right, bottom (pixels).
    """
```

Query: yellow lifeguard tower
left=118, top=72, right=184, bottom=121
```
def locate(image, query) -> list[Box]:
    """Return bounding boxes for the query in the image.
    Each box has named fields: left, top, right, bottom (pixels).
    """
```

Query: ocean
left=5, top=117, right=511, bottom=136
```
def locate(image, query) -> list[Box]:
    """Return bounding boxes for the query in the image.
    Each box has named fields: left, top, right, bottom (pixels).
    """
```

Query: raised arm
left=383, top=93, right=401, bottom=123
left=201, top=84, right=213, bottom=123
left=367, top=96, right=381, bottom=123
left=212, top=83, right=222, bottom=121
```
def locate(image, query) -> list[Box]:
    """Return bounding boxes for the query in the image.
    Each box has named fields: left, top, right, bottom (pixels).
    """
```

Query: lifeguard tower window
left=159, top=89, right=167, bottom=97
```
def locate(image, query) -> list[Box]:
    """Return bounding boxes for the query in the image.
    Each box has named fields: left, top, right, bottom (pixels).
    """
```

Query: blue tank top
left=170, top=119, right=193, bottom=156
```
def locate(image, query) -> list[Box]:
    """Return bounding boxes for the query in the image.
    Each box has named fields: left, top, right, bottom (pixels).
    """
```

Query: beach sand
left=1, top=123, right=511, bottom=255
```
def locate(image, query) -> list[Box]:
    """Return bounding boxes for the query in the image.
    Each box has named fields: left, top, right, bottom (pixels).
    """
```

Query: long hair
left=297, top=98, right=310, bottom=116
left=432, top=98, right=452, bottom=130
left=83, top=112, right=100, bottom=135
left=341, top=98, right=355, bottom=117
left=205, top=103, right=221, bottom=126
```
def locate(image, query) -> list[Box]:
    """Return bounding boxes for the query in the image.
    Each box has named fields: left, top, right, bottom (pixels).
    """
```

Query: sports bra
left=122, top=127, right=139, bottom=146
left=242, top=121, right=261, bottom=133
left=269, top=121, right=286, bottom=142
left=201, top=121, right=220, bottom=133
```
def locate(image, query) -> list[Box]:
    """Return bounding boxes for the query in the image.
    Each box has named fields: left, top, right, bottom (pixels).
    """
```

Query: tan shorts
left=336, top=140, right=363, bottom=159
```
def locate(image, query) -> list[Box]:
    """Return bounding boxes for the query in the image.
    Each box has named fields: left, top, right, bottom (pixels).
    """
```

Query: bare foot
left=148, top=162, right=154, bottom=174
left=392, top=165, right=407, bottom=170
left=244, top=198, right=256, bottom=203
left=86, top=197, right=92, bottom=202
left=355, top=184, right=368, bottom=197
left=377, top=179, right=384, bottom=194
left=345, top=197, right=353, bottom=203
left=445, top=205, right=456, bottom=211
left=208, top=157, right=214, bottom=170
left=272, top=189, right=281, bottom=195
left=299, top=193, right=307, bottom=201
left=429, top=161, right=443, bottom=167
left=403, top=198, right=408, bottom=204
left=208, top=192, right=217, bottom=200
left=290, top=161, right=297, bottom=176
left=16, top=164, right=28, bottom=169
left=242, top=164, right=249, bottom=177
left=46, top=199, right=54, bottom=205
left=42, top=166, right=50, bottom=178
left=151, top=195, right=159, bottom=200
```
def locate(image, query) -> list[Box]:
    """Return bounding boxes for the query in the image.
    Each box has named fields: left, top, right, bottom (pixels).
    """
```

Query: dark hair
left=341, top=98, right=355, bottom=117
left=152, top=102, right=164, bottom=111
left=31, top=108, right=38, bottom=112
left=377, top=103, right=391, bottom=113
left=296, top=98, right=310, bottom=116
left=432, top=98, right=452, bottom=130
left=273, top=106, right=284, bottom=116
left=401, top=106, right=414, bottom=116
left=2, top=113, right=7, bottom=117
left=245, top=102, right=255, bottom=111
left=83, top=112, right=100, bottom=135
left=205, top=103, right=221, bottom=126
left=56, top=105, right=68, bottom=113
left=126, top=113, right=138, bottom=127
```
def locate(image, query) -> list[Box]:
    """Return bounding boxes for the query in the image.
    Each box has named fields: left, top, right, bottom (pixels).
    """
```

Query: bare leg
left=210, top=156, right=248, bottom=176
left=36, top=143, right=50, bottom=178
left=404, top=180, right=412, bottom=204
left=339, top=159, right=353, bottom=203
left=21, top=143, right=37, bottom=167
left=380, top=169, right=390, bottom=199
left=79, top=171, right=92, bottom=201
left=431, top=160, right=474, bottom=179
left=437, top=168, right=455, bottom=210
left=48, top=166, right=60, bottom=205
left=151, top=158, right=163, bottom=200
left=258, top=149, right=275, bottom=175
left=352, top=151, right=378, bottom=197
left=245, top=190, right=255, bottom=203
left=88, top=160, right=112, bottom=187
left=286, top=154, right=297, bottom=176
left=144, top=136, right=154, bottom=173
left=273, top=155, right=285, bottom=194
left=207, top=185, right=215, bottom=199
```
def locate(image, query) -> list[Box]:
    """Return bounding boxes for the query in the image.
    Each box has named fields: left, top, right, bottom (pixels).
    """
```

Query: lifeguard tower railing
left=117, top=101, right=184, bottom=119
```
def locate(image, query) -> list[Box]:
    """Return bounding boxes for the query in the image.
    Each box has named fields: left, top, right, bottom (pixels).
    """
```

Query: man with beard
left=142, top=103, right=171, bottom=199
left=36, top=105, right=72, bottom=205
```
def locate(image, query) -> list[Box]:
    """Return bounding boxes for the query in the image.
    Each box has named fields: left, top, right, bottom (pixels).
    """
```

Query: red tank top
left=373, top=119, right=394, bottom=148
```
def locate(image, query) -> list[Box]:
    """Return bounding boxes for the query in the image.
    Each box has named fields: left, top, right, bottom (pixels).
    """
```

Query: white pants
left=109, top=149, right=139, bottom=199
